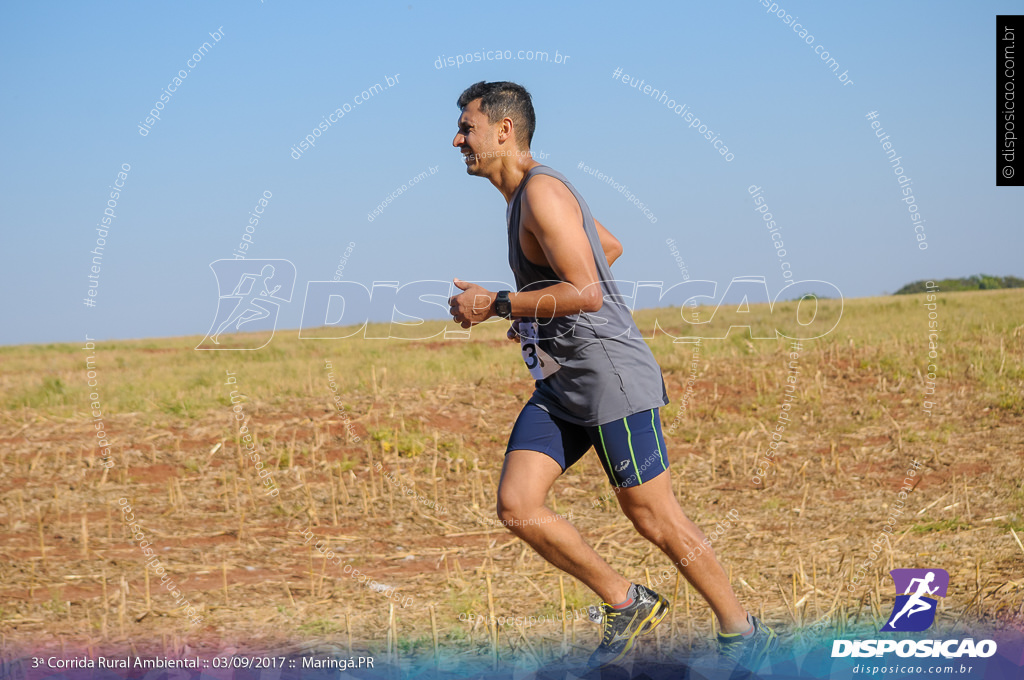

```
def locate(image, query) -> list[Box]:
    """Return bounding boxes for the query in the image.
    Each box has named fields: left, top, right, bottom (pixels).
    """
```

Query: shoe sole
left=597, top=596, right=670, bottom=668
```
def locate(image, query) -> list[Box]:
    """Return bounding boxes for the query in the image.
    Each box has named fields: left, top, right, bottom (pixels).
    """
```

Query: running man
left=447, top=81, right=777, bottom=669
left=888, top=571, right=939, bottom=627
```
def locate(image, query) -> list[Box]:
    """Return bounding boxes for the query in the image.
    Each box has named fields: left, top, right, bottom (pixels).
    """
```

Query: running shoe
left=716, top=614, right=778, bottom=672
left=586, top=584, right=669, bottom=669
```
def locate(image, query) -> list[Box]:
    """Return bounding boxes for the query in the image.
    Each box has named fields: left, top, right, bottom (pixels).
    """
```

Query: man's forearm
left=507, top=281, right=602, bottom=319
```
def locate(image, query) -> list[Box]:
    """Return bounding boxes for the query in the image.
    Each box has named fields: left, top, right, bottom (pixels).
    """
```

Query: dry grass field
left=1, top=289, right=1022, bottom=669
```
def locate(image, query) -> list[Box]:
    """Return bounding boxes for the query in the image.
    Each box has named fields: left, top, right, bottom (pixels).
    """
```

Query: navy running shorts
left=505, top=402, right=669, bottom=488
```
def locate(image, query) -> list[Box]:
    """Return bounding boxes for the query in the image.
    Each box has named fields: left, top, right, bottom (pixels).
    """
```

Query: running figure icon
left=212, top=264, right=281, bottom=344
left=880, top=567, right=948, bottom=632
left=888, top=571, right=939, bottom=626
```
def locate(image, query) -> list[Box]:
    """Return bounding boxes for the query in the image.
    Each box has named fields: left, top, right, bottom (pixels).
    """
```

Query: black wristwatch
left=494, top=290, right=512, bottom=319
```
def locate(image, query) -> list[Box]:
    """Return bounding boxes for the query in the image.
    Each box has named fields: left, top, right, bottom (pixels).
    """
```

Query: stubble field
left=1, top=289, right=1022, bottom=670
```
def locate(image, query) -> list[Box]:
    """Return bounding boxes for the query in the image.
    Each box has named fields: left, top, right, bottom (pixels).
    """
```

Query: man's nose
left=453, top=133, right=465, bottom=147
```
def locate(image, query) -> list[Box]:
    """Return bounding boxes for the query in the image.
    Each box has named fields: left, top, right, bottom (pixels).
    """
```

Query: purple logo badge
left=880, top=568, right=949, bottom=632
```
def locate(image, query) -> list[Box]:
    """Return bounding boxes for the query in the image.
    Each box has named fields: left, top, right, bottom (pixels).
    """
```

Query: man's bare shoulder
left=521, top=173, right=578, bottom=223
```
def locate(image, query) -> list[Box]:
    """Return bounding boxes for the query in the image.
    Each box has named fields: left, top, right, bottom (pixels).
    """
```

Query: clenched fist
left=448, top=278, right=495, bottom=328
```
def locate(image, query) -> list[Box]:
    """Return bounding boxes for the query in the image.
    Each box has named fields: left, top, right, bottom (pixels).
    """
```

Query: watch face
left=496, top=292, right=511, bottom=318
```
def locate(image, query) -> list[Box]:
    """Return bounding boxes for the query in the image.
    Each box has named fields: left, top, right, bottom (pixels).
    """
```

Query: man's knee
left=496, top=489, right=530, bottom=525
left=629, top=509, right=667, bottom=545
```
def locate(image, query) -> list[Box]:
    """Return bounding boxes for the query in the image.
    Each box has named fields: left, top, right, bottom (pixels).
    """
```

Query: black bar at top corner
left=997, top=15, right=1022, bottom=186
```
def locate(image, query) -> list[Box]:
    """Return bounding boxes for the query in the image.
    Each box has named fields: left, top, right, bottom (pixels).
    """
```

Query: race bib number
left=519, top=321, right=560, bottom=380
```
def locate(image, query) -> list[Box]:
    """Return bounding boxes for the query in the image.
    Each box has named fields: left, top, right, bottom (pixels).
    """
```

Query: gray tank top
left=506, top=165, right=669, bottom=426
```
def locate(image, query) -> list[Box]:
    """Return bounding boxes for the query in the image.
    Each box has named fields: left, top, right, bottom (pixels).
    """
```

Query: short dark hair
left=457, top=81, right=535, bottom=148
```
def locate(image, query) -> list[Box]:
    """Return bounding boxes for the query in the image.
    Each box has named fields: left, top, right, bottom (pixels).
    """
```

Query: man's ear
left=499, top=117, right=514, bottom=142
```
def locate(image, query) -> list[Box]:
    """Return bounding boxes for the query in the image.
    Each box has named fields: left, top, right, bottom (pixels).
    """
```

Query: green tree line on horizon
left=895, top=274, right=1024, bottom=295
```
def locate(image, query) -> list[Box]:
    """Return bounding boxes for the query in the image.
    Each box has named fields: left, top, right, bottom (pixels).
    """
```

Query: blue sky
left=0, top=0, right=1019, bottom=345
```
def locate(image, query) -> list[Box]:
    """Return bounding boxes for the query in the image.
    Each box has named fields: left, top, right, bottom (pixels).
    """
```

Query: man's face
left=453, top=99, right=500, bottom=176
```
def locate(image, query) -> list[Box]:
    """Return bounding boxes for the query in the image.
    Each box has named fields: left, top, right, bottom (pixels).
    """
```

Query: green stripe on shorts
left=623, top=417, right=642, bottom=484
left=651, top=409, right=666, bottom=469
left=596, top=424, right=617, bottom=484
